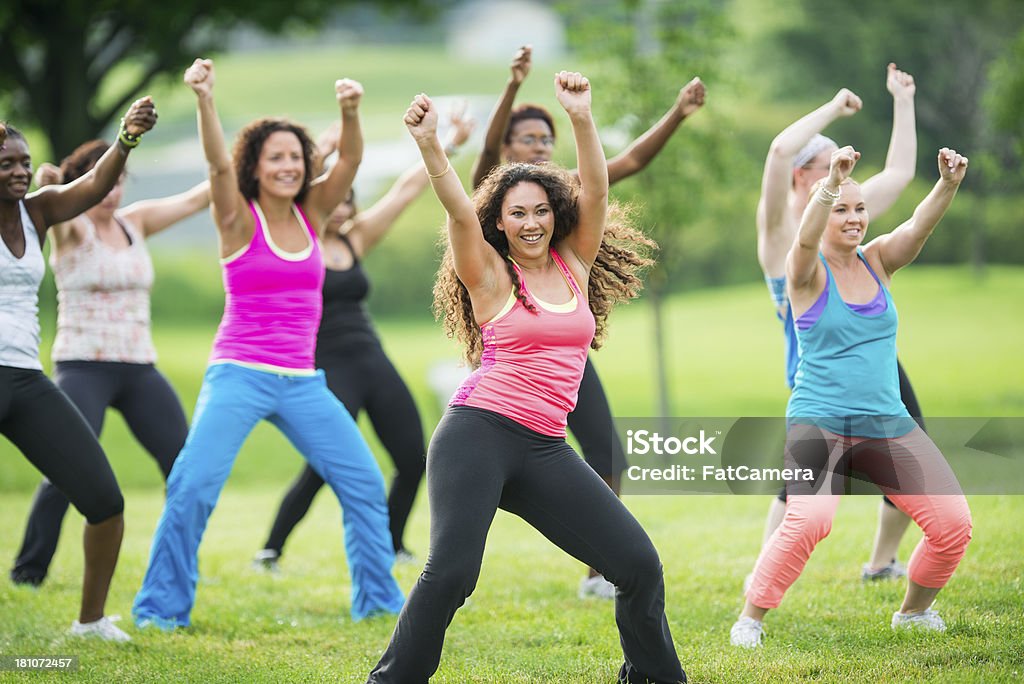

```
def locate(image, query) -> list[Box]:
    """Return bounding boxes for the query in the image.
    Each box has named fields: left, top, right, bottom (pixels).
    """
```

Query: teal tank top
left=786, top=250, right=915, bottom=438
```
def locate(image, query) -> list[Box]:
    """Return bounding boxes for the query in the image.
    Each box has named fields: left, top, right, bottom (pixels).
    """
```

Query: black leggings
left=568, top=356, right=627, bottom=477
left=367, top=407, right=684, bottom=684
left=777, top=359, right=925, bottom=505
left=264, top=344, right=425, bottom=554
left=11, top=361, right=186, bottom=583
left=1, top=366, right=122, bottom=529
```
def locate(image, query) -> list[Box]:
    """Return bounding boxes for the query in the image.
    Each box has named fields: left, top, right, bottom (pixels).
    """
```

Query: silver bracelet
left=814, top=191, right=837, bottom=207
left=818, top=184, right=841, bottom=201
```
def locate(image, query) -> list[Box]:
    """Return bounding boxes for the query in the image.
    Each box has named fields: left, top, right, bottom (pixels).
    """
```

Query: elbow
left=768, top=139, right=794, bottom=163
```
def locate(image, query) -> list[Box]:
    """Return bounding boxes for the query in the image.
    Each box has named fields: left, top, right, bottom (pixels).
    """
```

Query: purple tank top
left=209, top=201, right=324, bottom=372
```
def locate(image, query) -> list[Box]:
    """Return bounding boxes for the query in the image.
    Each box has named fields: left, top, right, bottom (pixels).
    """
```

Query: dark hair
left=504, top=104, right=557, bottom=144
left=60, top=139, right=109, bottom=182
left=232, top=118, right=318, bottom=203
left=434, top=162, right=656, bottom=366
left=1, top=122, right=27, bottom=144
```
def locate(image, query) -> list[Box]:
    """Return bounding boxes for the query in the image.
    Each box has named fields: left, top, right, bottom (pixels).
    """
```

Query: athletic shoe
left=618, top=662, right=686, bottom=683
left=862, top=559, right=907, bottom=581
left=70, top=615, right=131, bottom=642
left=394, top=548, right=418, bottom=566
left=252, top=549, right=280, bottom=574
left=10, top=569, right=44, bottom=587
left=578, top=574, right=616, bottom=600
left=730, top=616, right=765, bottom=648
left=891, top=607, right=946, bottom=632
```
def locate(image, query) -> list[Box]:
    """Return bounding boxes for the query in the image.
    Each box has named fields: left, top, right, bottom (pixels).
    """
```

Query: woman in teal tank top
left=730, top=146, right=973, bottom=647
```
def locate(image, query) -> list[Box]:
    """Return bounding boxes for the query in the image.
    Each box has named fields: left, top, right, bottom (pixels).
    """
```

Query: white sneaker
left=730, top=616, right=764, bottom=648
left=891, top=607, right=946, bottom=632
left=252, top=549, right=280, bottom=574
left=70, top=615, right=131, bottom=642
left=578, top=575, right=616, bottom=600
left=862, top=559, right=907, bottom=581
left=394, top=549, right=418, bottom=566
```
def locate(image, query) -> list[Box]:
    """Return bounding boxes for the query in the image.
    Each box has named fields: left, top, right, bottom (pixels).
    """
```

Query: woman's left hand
left=554, top=71, right=591, bottom=115
left=123, top=96, right=158, bottom=137
left=938, top=147, right=968, bottom=185
left=336, top=79, right=364, bottom=113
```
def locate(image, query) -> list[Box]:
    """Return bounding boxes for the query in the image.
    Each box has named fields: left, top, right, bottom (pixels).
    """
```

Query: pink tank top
left=451, top=248, right=596, bottom=437
left=209, top=201, right=324, bottom=373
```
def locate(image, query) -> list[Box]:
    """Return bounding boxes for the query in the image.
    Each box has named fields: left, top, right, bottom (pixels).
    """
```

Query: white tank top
left=50, top=214, right=156, bottom=363
left=0, top=201, right=46, bottom=370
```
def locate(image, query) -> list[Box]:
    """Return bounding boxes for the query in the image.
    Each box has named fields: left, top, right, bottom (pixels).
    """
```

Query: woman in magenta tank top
left=366, top=74, right=685, bottom=684
left=133, top=58, right=404, bottom=630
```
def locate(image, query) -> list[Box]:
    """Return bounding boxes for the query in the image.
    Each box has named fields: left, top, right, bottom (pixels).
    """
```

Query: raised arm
left=605, top=77, right=705, bottom=184
left=184, top=58, right=244, bottom=238
left=405, top=93, right=496, bottom=291
left=758, top=89, right=861, bottom=236
left=787, top=146, right=860, bottom=290
left=353, top=105, right=475, bottom=256
left=866, top=148, right=967, bottom=276
left=558, top=71, right=608, bottom=269
left=471, top=45, right=532, bottom=189
left=306, top=79, right=364, bottom=226
left=860, top=63, right=917, bottom=217
left=29, top=98, right=157, bottom=229
left=121, top=180, right=211, bottom=237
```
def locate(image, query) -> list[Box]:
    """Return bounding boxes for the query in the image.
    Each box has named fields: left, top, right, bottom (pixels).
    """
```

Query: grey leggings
left=367, top=406, right=685, bottom=684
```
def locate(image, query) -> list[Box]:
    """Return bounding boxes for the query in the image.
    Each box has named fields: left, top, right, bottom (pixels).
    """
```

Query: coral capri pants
left=747, top=425, right=972, bottom=609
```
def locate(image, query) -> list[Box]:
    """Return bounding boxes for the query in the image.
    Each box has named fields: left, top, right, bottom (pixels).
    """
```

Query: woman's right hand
left=123, top=96, right=158, bottom=137
left=510, top=45, right=532, bottom=85
left=831, top=88, right=862, bottom=118
left=827, top=145, right=860, bottom=186
left=184, top=58, right=215, bottom=98
left=554, top=71, right=591, bottom=115
left=404, top=93, right=438, bottom=143
left=33, top=163, right=62, bottom=188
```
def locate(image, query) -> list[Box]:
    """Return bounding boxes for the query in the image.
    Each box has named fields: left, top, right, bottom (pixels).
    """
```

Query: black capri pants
left=0, top=366, right=123, bottom=526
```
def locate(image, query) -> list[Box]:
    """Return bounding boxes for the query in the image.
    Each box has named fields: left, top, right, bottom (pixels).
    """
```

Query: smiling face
left=497, top=181, right=554, bottom=260
left=0, top=137, right=33, bottom=202
left=824, top=180, right=869, bottom=249
left=502, top=118, right=555, bottom=165
left=256, top=131, right=305, bottom=200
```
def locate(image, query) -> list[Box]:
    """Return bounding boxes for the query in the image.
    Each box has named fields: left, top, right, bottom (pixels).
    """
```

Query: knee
left=783, top=503, right=834, bottom=544
left=84, top=490, right=125, bottom=525
left=420, top=555, right=482, bottom=603
left=608, top=538, right=663, bottom=589
left=927, top=500, right=973, bottom=559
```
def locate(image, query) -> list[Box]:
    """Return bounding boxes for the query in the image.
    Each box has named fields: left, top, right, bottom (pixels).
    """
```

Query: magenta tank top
left=209, top=201, right=324, bottom=373
left=451, top=248, right=596, bottom=437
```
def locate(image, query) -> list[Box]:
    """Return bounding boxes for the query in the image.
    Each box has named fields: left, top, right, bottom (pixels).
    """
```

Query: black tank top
left=317, top=234, right=379, bottom=352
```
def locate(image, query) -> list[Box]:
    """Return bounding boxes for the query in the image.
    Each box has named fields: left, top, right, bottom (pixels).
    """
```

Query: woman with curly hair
left=132, top=58, right=404, bottom=630
left=367, top=73, right=685, bottom=684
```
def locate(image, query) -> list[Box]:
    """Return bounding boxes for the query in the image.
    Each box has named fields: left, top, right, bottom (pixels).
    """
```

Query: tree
left=0, top=0, right=426, bottom=158
left=562, top=0, right=749, bottom=417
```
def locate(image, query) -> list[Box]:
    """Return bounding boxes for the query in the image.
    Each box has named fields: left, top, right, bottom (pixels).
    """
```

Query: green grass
left=1, top=266, right=1023, bottom=681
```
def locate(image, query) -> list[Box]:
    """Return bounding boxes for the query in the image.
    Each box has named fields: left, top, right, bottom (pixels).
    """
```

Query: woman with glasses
left=746, top=64, right=921, bottom=590
left=471, top=44, right=705, bottom=600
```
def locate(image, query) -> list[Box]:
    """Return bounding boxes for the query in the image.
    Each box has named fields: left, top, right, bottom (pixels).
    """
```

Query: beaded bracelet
left=118, top=118, right=143, bottom=149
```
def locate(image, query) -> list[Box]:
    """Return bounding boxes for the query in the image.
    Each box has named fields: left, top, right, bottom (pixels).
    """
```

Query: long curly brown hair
left=59, top=139, right=108, bottom=182
left=232, top=118, right=318, bottom=203
left=433, top=163, right=656, bottom=366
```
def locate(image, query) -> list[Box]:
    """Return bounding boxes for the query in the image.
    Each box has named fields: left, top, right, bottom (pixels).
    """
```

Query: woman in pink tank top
left=367, top=74, right=685, bottom=684
left=133, top=58, right=404, bottom=631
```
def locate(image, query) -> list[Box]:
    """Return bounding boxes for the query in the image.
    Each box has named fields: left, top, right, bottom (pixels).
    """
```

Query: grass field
left=1, top=266, right=1022, bottom=682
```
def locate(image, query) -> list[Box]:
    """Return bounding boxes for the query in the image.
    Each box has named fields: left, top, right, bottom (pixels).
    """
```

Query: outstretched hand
left=831, top=88, right=862, bottom=118
left=510, top=45, right=532, bottom=85
left=677, top=77, right=706, bottom=117
left=937, top=147, right=968, bottom=185
left=448, top=101, right=476, bottom=147
left=184, top=58, right=214, bottom=98
left=336, top=79, right=364, bottom=113
left=404, top=93, right=438, bottom=143
left=123, top=96, right=158, bottom=136
left=554, top=71, right=591, bottom=115
left=886, top=62, right=916, bottom=100
left=33, top=163, right=62, bottom=188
